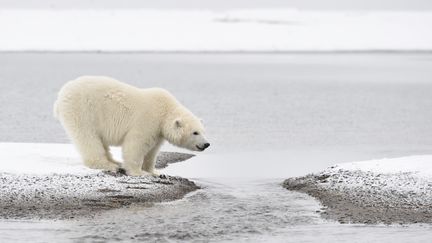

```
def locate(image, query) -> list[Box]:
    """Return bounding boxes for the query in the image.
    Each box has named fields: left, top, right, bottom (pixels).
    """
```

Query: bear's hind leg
left=72, top=133, right=120, bottom=172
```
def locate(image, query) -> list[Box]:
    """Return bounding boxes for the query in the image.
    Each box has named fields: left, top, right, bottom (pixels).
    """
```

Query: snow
left=0, top=9, right=431, bottom=51
left=332, top=155, right=432, bottom=177
left=285, top=155, right=432, bottom=224
left=324, top=155, right=432, bottom=196
left=0, top=142, right=189, bottom=175
left=0, top=142, right=98, bottom=175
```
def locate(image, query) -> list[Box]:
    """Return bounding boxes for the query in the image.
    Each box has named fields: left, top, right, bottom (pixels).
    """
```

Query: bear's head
left=163, top=110, right=210, bottom=152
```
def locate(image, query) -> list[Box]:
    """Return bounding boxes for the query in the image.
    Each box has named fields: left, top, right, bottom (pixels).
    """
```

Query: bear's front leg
left=122, top=138, right=151, bottom=176
left=142, top=141, right=163, bottom=176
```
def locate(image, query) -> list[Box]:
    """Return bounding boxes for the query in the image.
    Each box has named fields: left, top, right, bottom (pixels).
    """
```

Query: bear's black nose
left=203, top=143, right=210, bottom=149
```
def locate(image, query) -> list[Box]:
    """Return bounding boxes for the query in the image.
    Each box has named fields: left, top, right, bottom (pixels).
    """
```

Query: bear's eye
left=193, top=131, right=199, bottom=135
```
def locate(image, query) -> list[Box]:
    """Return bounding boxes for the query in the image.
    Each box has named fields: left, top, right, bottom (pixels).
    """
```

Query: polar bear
left=54, top=76, right=210, bottom=176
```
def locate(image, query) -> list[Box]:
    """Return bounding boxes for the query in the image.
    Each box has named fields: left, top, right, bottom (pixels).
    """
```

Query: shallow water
left=1, top=52, right=432, bottom=242
left=67, top=180, right=321, bottom=242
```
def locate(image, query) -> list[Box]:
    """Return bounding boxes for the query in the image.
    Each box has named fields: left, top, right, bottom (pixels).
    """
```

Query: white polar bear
left=54, top=76, right=210, bottom=176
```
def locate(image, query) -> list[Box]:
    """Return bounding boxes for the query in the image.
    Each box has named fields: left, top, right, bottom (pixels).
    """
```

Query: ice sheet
left=0, top=9, right=431, bottom=51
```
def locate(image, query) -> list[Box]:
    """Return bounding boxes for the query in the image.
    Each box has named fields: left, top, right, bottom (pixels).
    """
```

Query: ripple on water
left=68, top=179, right=323, bottom=242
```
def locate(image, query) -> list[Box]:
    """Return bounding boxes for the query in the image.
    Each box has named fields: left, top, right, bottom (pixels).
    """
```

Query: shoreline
left=0, top=151, right=199, bottom=220
left=283, top=159, right=432, bottom=224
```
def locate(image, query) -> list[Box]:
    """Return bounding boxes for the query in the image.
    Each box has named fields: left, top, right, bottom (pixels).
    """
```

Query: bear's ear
left=200, top=118, right=204, bottom=124
left=175, top=119, right=182, bottom=128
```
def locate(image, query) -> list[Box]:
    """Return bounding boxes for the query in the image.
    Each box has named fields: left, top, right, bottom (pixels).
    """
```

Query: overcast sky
left=1, top=0, right=432, bottom=11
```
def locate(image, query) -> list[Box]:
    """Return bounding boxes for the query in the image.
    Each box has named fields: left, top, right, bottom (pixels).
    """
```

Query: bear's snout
left=196, top=143, right=210, bottom=151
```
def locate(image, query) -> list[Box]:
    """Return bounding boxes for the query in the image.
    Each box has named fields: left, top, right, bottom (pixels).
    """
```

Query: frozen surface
left=1, top=9, right=432, bottom=51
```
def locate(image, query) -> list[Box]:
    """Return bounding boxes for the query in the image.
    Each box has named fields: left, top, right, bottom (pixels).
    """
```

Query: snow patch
left=322, top=155, right=432, bottom=196
left=331, top=155, right=432, bottom=176
left=0, top=142, right=96, bottom=175
left=285, top=155, right=432, bottom=224
left=0, top=9, right=431, bottom=51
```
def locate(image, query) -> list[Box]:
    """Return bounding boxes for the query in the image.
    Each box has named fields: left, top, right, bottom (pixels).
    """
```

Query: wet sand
left=283, top=169, right=432, bottom=224
left=0, top=152, right=198, bottom=220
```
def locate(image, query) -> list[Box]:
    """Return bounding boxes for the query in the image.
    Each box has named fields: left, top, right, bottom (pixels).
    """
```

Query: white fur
left=54, top=76, right=209, bottom=176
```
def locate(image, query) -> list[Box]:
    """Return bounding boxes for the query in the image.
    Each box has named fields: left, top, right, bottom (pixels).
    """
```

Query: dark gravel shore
left=283, top=168, right=432, bottom=224
left=0, top=152, right=198, bottom=220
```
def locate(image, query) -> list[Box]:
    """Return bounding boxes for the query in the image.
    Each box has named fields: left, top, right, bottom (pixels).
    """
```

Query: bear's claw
left=117, top=168, right=127, bottom=175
